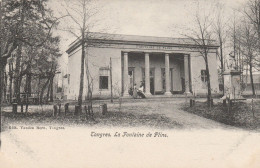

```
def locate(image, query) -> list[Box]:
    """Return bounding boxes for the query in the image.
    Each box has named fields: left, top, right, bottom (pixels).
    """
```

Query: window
left=99, top=68, right=109, bottom=90
left=201, top=70, right=208, bottom=83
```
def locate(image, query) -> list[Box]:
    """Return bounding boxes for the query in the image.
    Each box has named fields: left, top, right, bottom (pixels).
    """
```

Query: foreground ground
left=1, top=98, right=260, bottom=168
left=2, top=98, right=236, bottom=130
left=182, top=99, right=260, bottom=130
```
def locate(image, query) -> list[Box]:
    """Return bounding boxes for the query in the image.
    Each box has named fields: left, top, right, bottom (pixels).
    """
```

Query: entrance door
left=150, top=69, right=155, bottom=95
left=128, top=68, right=135, bottom=89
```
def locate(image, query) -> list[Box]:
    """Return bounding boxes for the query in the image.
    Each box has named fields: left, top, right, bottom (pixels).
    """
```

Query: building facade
left=66, top=33, right=219, bottom=99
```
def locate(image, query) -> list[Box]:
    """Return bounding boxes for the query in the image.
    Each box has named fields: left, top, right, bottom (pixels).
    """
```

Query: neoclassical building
left=66, top=32, right=219, bottom=99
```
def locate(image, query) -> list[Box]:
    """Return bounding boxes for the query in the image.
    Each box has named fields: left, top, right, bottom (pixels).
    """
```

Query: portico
left=122, top=51, right=191, bottom=97
left=66, top=32, right=219, bottom=100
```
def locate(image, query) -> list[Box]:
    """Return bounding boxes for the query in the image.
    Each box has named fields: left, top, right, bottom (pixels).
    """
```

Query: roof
left=67, top=32, right=219, bottom=54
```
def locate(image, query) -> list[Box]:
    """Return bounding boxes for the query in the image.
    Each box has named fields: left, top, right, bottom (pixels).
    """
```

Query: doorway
left=150, top=69, right=155, bottom=95
left=128, top=68, right=135, bottom=89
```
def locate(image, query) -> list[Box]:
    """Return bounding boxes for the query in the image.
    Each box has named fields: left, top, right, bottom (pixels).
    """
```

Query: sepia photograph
left=0, top=0, right=260, bottom=167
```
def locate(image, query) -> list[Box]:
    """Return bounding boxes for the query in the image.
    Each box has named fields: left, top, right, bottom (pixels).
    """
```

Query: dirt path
left=114, top=98, right=237, bottom=129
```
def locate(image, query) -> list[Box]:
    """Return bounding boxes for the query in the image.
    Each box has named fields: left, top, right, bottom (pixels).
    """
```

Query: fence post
left=102, top=104, right=107, bottom=115
left=190, top=99, right=193, bottom=107
left=21, top=103, right=23, bottom=113
left=75, top=105, right=80, bottom=116
left=53, top=105, right=58, bottom=117
left=64, top=103, right=69, bottom=116
left=88, top=105, right=91, bottom=116
left=251, top=98, right=254, bottom=118
left=223, top=99, right=226, bottom=107
left=12, top=103, right=17, bottom=113
left=210, top=98, right=213, bottom=107
left=58, top=103, right=61, bottom=116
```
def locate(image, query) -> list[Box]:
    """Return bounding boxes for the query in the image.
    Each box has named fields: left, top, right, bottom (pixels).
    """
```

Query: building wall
left=190, top=52, right=219, bottom=95
left=67, top=46, right=122, bottom=99
left=67, top=45, right=219, bottom=99
left=67, top=47, right=82, bottom=100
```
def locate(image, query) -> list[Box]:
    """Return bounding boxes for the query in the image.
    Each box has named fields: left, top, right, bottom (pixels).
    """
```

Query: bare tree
left=238, top=21, right=258, bottom=96
left=183, top=9, right=216, bottom=106
left=244, top=0, right=260, bottom=71
left=244, top=0, right=260, bottom=42
left=213, top=3, right=229, bottom=95
left=62, top=0, right=106, bottom=115
left=232, top=0, right=260, bottom=96
left=63, top=0, right=90, bottom=113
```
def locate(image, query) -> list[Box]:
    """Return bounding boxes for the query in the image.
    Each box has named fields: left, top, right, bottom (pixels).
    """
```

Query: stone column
left=184, top=54, right=191, bottom=94
left=123, top=52, right=129, bottom=96
left=145, top=53, right=151, bottom=96
left=165, top=53, right=171, bottom=95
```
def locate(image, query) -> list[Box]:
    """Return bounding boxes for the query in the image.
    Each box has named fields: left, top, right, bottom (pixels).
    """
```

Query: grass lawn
left=182, top=100, right=260, bottom=130
left=2, top=106, right=182, bottom=131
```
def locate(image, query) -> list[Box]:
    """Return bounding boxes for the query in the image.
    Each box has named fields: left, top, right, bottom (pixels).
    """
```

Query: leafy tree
left=0, top=0, right=61, bottom=104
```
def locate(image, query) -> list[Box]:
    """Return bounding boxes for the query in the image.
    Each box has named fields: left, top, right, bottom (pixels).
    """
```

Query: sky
left=48, top=0, right=247, bottom=72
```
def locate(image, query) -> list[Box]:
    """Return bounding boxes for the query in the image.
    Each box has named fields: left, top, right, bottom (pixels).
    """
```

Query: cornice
left=66, top=34, right=219, bottom=55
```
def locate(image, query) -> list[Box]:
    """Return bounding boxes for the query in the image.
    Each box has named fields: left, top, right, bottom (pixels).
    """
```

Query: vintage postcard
left=0, top=0, right=260, bottom=167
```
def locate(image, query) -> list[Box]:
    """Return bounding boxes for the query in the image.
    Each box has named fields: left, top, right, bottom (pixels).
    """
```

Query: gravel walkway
left=109, top=98, right=236, bottom=129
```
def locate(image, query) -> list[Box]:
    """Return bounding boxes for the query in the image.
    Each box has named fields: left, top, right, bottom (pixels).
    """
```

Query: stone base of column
left=184, top=92, right=192, bottom=96
left=145, top=92, right=152, bottom=97
left=123, top=92, right=130, bottom=98
left=164, top=92, right=172, bottom=96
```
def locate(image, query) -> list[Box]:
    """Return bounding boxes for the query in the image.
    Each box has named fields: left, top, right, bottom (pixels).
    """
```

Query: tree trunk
left=46, top=79, right=51, bottom=102
left=9, top=62, right=13, bottom=103
left=18, top=73, right=23, bottom=99
left=14, top=0, right=25, bottom=104
left=220, top=42, right=224, bottom=96
left=27, top=72, right=32, bottom=96
left=40, top=79, right=50, bottom=104
left=4, top=71, right=7, bottom=102
left=0, top=59, right=7, bottom=106
left=85, top=50, right=90, bottom=101
left=78, top=34, right=85, bottom=109
left=14, top=44, right=22, bottom=103
left=246, top=64, right=249, bottom=88
left=26, top=74, right=31, bottom=112
left=38, top=77, right=41, bottom=102
left=205, top=53, right=212, bottom=106
left=24, top=70, right=31, bottom=112
left=50, top=75, right=54, bottom=102
left=85, top=49, right=91, bottom=101
left=249, top=62, right=255, bottom=96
